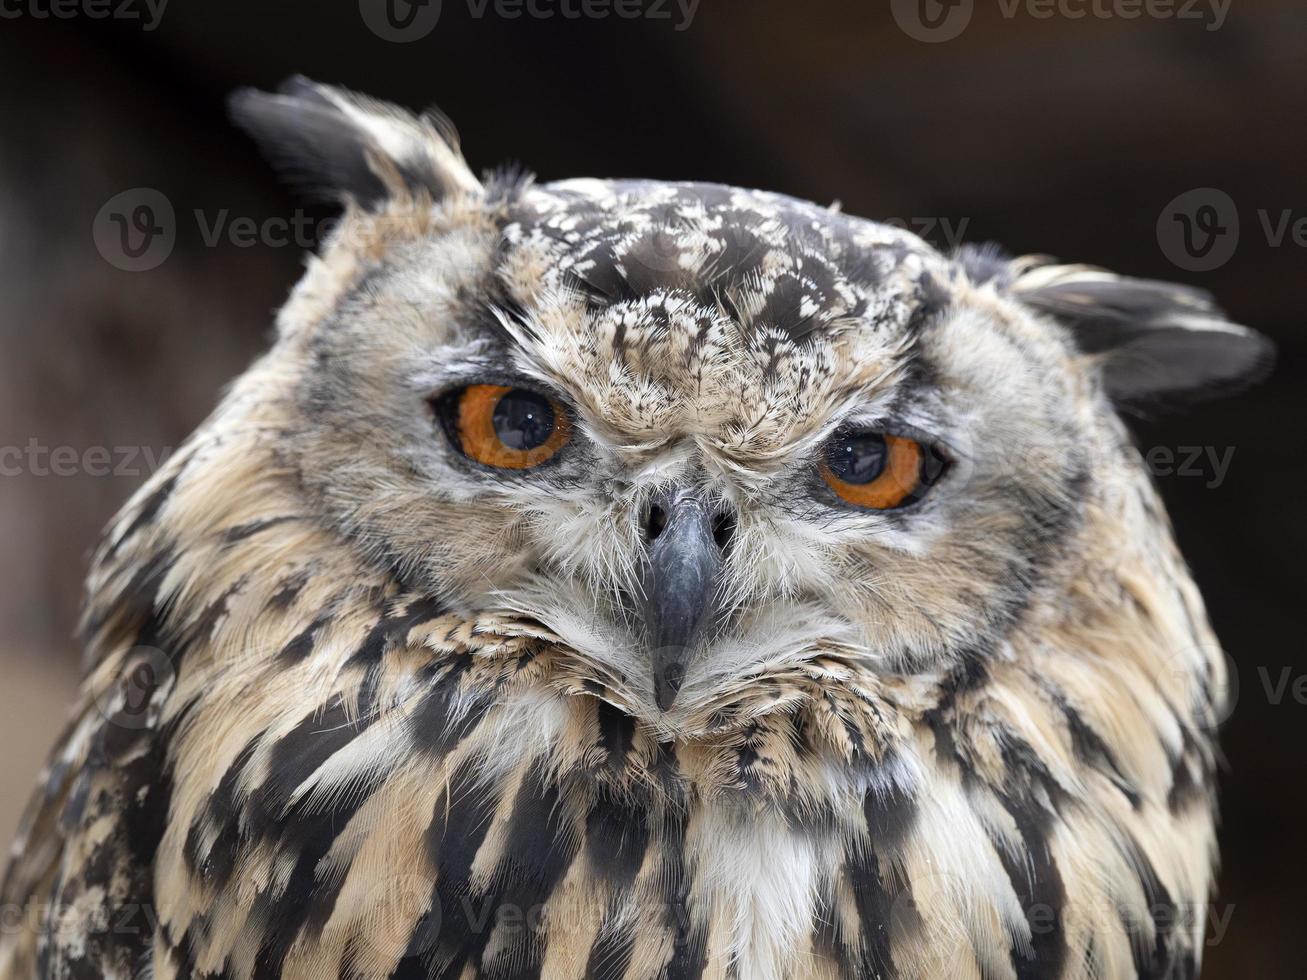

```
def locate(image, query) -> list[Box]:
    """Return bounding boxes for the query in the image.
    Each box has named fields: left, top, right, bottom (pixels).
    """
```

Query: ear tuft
left=1007, top=261, right=1274, bottom=407
left=228, top=76, right=482, bottom=209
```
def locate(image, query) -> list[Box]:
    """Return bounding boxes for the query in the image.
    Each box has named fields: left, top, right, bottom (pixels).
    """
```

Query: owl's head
left=230, top=78, right=1270, bottom=726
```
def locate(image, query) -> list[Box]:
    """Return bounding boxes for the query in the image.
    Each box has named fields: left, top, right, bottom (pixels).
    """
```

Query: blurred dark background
left=0, top=2, right=1302, bottom=976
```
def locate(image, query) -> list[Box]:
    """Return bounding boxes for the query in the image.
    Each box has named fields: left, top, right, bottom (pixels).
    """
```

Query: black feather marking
left=247, top=695, right=370, bottom=840
left=162, top=926, right=199, bottom=980
left=583, top=918, right=637, bottom=980
left=408, top=675, right=489, bottom=761
left=92, top=714, right=173, bottom=972
left=844, top=844, right=897, bottom=977
left=906, top=270, right=953, bottom=335
left=386, top=931, right=437, bottom=980
left=82, top=548, right=177, bottom=644
left=584, top=787, right=651, bottom=890
left=1062, top=703, right=1142, bottom=809
left=1117, top=834, right=1181, bottom=978
left=465, top=766, right=581, bottom=977
left=656, top=806, right=708, bottom=980
left=186, top=735, right=262, bottom=889
left=348, top=594, right=448, bottom=667
left=1166, top=754, right=1204, bottom=814
left=754, top=272, right=821, bottom=342
left=864, top=776, right=918, bottom=856
left=176, top=581, right=243, bottom=653
left=265, top=570, right=309, bottom=611
left=246, top=698, right=378, bottom=976
left=991, top=800, right=1069, bottom=980
left=277, top=613, right=331, bottom=663
left=250, top=794, right=373, bottom=979
left=567, top=241, right=631, bottom=306
left=220, top=515, right=297, bottom=544
left=595, top=699, right=635, bottom=774
left=105, top=470, right=179, bottom=559
left=921, top=654, right=990, bottom=773
left=420, top=756, right=509, bottom=978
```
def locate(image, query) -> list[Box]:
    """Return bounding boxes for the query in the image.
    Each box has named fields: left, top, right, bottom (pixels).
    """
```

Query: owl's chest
left=147, top=650, right=1208, bottom=980
left=152, top=673, right=897, bottom=979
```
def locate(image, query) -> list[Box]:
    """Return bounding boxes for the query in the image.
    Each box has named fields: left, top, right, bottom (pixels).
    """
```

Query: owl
left=0, top=77, right=1272, bottom=980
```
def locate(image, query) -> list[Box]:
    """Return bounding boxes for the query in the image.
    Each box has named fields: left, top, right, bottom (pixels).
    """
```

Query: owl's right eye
left=818, top=428, right=946, bottom=509
left=435, top=384, right=571, bottom=469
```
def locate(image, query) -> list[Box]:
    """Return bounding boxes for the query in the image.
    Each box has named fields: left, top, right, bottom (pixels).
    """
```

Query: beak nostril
left=643, top=503, right=668, bottom=543
left=711, top=513, right=736, bottom=552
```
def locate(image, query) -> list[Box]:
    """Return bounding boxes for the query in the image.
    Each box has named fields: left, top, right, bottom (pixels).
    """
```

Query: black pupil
left=492, top=389, right=556, bottom=451
left=826, top=430, right=888, bottom=484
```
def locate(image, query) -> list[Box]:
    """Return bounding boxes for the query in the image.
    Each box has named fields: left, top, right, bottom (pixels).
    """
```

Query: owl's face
left=236, top=80, right=1268, bottom=725
left=286, top=180, right=1095, bottom=721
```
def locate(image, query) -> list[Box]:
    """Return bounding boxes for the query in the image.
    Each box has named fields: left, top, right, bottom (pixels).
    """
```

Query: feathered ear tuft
left=1005, top=260, right=1274, bottom=407
left=228, top=76, right=482, bottom=209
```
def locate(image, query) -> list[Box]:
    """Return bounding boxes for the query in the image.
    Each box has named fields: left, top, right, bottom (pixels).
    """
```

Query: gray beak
left=641, top=490, right=730, bottom=711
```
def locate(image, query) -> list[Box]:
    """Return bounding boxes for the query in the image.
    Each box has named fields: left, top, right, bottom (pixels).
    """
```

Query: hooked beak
left=641, top=490, right=729, bottom=712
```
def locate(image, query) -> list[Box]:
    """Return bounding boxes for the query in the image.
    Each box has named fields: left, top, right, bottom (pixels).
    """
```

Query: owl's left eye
left=437, top=384, right=571, bottom=469
left=818, top=428, right=946, bottom=509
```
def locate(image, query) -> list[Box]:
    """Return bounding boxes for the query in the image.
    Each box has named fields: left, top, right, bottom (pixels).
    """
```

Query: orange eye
left=818, top=430, right=942, bottom=509
left=445, top=384, right=571, bottom=469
